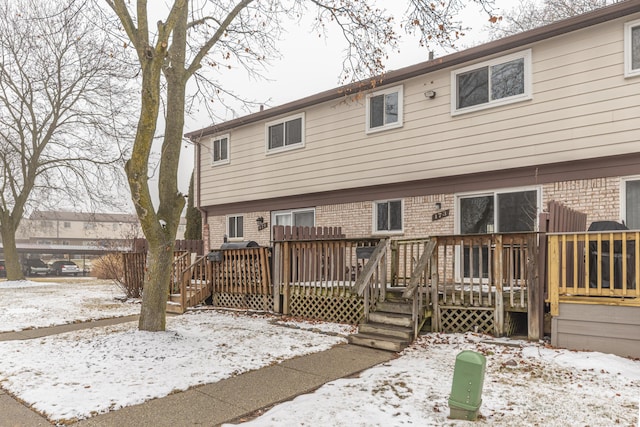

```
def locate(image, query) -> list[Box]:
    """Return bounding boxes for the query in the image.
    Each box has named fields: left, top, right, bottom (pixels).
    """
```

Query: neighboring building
left=187, top=2, right=640, bottom=250
left=15, top=211, right=142, bottom=249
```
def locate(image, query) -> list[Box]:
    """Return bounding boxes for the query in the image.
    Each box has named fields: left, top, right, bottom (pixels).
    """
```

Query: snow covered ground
left=0, top=278, right=639, bottom=426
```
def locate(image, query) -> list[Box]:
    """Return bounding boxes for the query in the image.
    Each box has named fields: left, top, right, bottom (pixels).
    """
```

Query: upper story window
left=266, top=113, right=304, bottom=153
left=624, top=19, right=640, bottom=78
left=366, top=85, right=403, bottom=133
left=64, top=222, right=71, bottom=228
left=212, top=134, right=229, bottom=165
left=227, top=215, right=244, bottom=239
left=374, top=199, right=403, bottom=234
left=451, top=49, right=532, bottom=115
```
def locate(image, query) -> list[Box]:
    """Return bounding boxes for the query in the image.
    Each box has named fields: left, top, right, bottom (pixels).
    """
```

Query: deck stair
left=348, top=288, right=417, bottom=352
left=165, top=254, right=213, bottom=314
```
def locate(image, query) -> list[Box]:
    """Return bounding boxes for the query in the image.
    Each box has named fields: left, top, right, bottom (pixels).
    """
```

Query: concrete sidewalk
left=0, top=318, right=394, bottom=427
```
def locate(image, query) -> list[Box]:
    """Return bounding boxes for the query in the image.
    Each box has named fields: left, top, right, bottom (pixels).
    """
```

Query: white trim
left=372, top=199, right=404, bottom=235
left=450, top=49, right=533, bottom=116
left=211, top=134, right=230, bottom=166
left=265, top=112, right=305, bottom=154
left=226, top=214, right=244, bottom=240
left=270, top=207, right=316, bottom=228
left=454, top=185, right=542, bottom=233
left=365, top=85, right=404, bottom=134
left=624, top=19, right=640, bottom=78
left=621, top=176, right=640, bottom=228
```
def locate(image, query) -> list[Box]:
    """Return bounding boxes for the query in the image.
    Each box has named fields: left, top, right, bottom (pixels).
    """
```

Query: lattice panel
left=439, top=307, right=495, bottom=334
left=289, top=295, right=363, bottom=324
left=213, top=293, right=273, bottom=311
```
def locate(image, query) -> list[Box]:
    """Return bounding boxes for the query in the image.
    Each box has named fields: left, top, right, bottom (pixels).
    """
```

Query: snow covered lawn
left=237, top=333, right=640, bottom=426
left=0, top=279, right=638, bottom=426
left=0, top=278, right=139, bottom=332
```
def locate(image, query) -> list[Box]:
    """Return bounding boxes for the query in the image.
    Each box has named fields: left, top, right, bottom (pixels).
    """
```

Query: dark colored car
left=0, top=260, right=5, bottom=278
left=48, top=260, right=81, bottom=276
left=23, top=258, right=49, bottom=276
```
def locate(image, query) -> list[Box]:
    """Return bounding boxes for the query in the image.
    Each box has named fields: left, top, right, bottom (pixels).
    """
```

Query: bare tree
left=0, top=0, right=135, bottom=280
left=487, top=0, right=618, bottom=39
left=102, top=0, right=497, bottom=332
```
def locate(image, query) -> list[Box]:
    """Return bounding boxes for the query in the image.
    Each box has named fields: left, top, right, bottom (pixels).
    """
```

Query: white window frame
left=454, top=186, right=541, bottom=234
left=365, top=85, right=403, bottom=134
left=451, top=49, right=532, bottom=116
left=265, top=113, right=305, bottom=154
left=373, top=199, right=404, bottom=235
left=621, top=176, right=640, bottom=229
left=227, top=215, right=244, bottom=240
left=454, top=186, right=541, bottom=282
left=624, top=19, right=640, bottom=78
left=271, top=208, right=315, bottom=228
left=211, top=134, right=230, bottom=166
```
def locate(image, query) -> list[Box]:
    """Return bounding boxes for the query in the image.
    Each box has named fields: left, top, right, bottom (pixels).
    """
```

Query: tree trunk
left=139, top=242, right=173, bottom=331
left=0, top=213, right=24, bottom=281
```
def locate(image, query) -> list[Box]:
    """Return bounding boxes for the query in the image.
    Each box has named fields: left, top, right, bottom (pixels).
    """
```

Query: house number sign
left=432, top=209, right=450, bottom=221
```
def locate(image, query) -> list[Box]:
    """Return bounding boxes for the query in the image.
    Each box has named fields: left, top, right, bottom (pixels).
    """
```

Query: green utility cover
left=448, top=350, right=487, bottom=418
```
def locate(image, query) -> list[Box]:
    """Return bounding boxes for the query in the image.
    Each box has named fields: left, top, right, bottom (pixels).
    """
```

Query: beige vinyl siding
left=199, top=13, right=640, bottom=207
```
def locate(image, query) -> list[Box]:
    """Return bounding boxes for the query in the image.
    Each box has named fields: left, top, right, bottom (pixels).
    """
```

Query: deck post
left=283, top=241, right=291, bottom=315
left=494, top=235, right=504, bottom=336
left=548, top=235, right=560, bottom=316
left=527, top=234, right=542, bottom=340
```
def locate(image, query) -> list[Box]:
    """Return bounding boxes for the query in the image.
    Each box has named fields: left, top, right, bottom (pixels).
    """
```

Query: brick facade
left=204, top=177, right=630, bottom=248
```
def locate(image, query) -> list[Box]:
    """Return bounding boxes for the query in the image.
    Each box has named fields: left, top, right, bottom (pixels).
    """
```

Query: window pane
left=389, top=200, right=402, bottom=230
left=457, top=67, right=489, bottom=109
left=626, top=180, right=640, bottom=229
left=377, top=202, right=388, bottom=231
left=220, top=137, right=228, bottom=160
left=213, top=140, right=221, bottom=161
left=236, top=216, right=243, bottom=237
left=285, top=118, right=302, bottom=146
left=293, top=211, right=314, bottom=227
left=633, top=26, right=640, bottom=71
left=269, top=123, right=284, bottom=149
left=385, top=92, right=398, bottom=125
left=370, top=94, right=384, bottom=128
left=228, top=217, right=236, bottom=238
left=275, top=214, right=291, bottom=226
left=460, top=196, right=494, bottom=234
left=491, top=58, right=525, bottom=100
left=497, top=191, right=537, bottom=232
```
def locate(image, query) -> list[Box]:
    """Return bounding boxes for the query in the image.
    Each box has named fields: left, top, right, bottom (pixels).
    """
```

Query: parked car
left=48, top=260, right=81, bottom=276
left=22, top=258, right=49, bottom=276
left=0, top=260, right=5, bottom=278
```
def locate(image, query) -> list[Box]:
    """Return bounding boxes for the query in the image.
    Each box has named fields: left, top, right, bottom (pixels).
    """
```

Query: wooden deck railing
left=547, top=231, right=640, bottom=316
left=402, top=239, right=437, bottom=338
left=171, top=251, right=190, bottom=294
left=354, top=239, right=389, bottom=321
left=211, top=247, right=271, bottom=295
left=273, top=237, right=380, bottom=314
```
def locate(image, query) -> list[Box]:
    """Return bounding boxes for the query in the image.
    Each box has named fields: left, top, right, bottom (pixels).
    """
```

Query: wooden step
left=369, top=311, right=412, bottom=328
left=166, top=301, right=184, bottom=314
left=359, top=322, right=413, bottom=341
left=347, top=332, right=409, bottom=352
left=376, top=300, right=412, bottom=315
